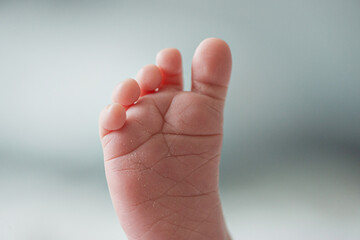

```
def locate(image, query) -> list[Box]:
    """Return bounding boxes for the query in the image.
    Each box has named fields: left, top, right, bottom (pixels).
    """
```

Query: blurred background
left=1, top=0, right=360, bottom=239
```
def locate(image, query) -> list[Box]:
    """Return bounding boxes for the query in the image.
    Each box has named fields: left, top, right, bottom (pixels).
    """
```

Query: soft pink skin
left=112, top=78, right=141, bottom=106
left=99, top=38, right=232, bottom=240
left=136, top=64, right=163, bottom=95
left=99, top=103, right=126, bottom=131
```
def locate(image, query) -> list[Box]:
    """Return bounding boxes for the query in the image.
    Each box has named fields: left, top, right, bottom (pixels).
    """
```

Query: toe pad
left=100, top=103, right=126, bottom=131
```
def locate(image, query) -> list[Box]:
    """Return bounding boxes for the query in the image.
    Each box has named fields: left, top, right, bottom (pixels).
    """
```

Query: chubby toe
left=191, top=38, right=232, bottom=100
left=100, top=103, right=126, bottom=131
left=136, top=64, right=162, bottom=94
left=156, top=48, right=183, bottom=89
left=112, top=78, right=140, bottom=106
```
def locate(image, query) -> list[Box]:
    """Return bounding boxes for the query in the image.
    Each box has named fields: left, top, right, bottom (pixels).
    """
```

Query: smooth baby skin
left=99, top=38, right=232, bottom=240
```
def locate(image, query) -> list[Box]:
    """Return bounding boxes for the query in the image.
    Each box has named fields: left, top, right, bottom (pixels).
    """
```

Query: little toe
left=191, top=38, right=232, bottom=101
left=156, top=48, right=183, bottom=89
left=99, top=103, right=126, bottom=136
left=112, top=78, right=140, bottom=106
left=136, top=64, right=162, bottom=95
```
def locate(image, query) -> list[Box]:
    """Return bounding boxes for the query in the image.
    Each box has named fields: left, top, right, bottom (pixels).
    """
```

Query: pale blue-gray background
left=1, top=0, right=360, bottom=239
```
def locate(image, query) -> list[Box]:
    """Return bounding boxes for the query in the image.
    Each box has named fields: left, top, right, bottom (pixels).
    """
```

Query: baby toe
left=112, top=78, right=140, bottom=106
left=99, top=103, right=126, bottom=132
left=136, top=64, right=162, bottom=95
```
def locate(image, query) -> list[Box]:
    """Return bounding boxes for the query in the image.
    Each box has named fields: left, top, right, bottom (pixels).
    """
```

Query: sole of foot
left=99, top=38, right=232, bottom=240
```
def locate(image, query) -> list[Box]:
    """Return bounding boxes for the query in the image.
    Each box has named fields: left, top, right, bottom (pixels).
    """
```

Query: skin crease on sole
left=99, top=38, right=232, bottom=240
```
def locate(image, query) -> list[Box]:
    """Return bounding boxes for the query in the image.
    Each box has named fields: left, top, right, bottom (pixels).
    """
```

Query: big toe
left=191, top=38, right=232, bottom=101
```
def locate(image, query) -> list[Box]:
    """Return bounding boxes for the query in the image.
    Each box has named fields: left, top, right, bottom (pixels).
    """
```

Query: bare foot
left=99, top=38, right=232, bottom=240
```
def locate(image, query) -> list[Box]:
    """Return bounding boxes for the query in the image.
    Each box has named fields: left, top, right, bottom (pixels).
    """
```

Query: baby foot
left=99, top=38, right=232, bottom=240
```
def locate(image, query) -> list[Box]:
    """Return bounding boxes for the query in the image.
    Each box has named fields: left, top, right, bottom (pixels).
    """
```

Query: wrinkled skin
left=100, top=38, right=232, bottom=240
